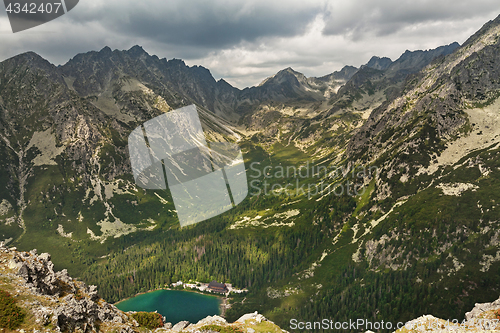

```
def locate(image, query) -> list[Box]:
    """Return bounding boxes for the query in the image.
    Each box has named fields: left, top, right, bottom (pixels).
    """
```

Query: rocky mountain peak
left=1, top=51, right=55, bottom=72
left=99, top=46, right=113, bottom=54
left=281, top=66, right=299, bottom=74
left=126, top=45, right=149, bottom=58
left=278, top=67, right=305, bottom=81
left=363, top=56, right=393, bottom=70
left=462, top=13, right=500, bottom=48
left=0, top=242, right=135, bottom=332
left=336, top=65, right=359, bottom=79
left=217, top=78, right=237, bottom=90
left=315, top=65, right=359, bottom=83
left=164, top=58, right=187, bottom=67
left=259, top=67, right=306, bottom=87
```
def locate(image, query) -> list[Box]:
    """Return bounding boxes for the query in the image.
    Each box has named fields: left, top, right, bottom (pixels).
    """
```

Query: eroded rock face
left=10, top=249, right=67, bottom=296
left=395, top=299, right=500, bottom=333
left=236, top=311, right=267, bottom=324
left=171, top=321, right=190, bottom=332
left=2, top=242, right=132, bottom=332
left=466, top=296, right=500, bottom=321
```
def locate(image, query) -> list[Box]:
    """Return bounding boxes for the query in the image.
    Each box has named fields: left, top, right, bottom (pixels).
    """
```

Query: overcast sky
left=1, top=0, right=500, bottom=88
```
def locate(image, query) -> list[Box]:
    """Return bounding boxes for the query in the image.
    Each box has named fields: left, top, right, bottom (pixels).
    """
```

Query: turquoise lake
left=115, top=289, right=221, bottom=325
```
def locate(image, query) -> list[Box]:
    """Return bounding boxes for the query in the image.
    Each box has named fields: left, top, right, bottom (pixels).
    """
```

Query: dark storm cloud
left=72, top=0, right=323, bottom=49
left=323, top=0, right=500, bottom=39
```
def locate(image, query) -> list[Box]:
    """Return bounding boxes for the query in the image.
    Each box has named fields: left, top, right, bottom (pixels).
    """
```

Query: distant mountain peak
left=258, top=67, right=307, bottom=87
left=339, top=65, right=358, bottom=72
left=383, top=42, right=460, bottom=74
left=271, top=67, right=302, bottom=78
left=315, top=65, right=358, bottom=82
left=363, top=56, right=393, bottom=70
left=282, top=67, right=297, bottom=73
left=10, top=51, right=45, bottom=62
left=166, top=58, right=187, bottom=67
left=217, top=78, right=233, bottom=87
left=462, top=13, right=500, bottom=48
left=127, top=45, right=149, bottom=57
left=4, top=51, right=56, bottom=72
left=397, top=42, right=459, bottom=58
left=99, top=46, right=112, bottom=54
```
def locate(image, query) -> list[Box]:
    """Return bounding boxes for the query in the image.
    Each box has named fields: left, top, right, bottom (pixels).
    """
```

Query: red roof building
left=207, top=280, right=228, bottom=293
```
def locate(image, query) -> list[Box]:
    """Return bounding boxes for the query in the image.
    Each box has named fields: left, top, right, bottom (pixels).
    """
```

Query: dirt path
left=220, top=296, right=228, bottom=318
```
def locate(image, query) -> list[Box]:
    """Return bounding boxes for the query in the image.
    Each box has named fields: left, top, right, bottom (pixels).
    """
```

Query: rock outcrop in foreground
left=393, top=297, right=500, bottom=333
left=0, top=243, right=136, bottom=332
left=0, top=243, right=287, bottom=332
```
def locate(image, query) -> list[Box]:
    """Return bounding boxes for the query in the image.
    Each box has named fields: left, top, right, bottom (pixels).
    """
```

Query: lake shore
left=114, top=287, right=226, bottom=317
left=115, top=289, right=223, bottom=325
left=113, top=287, right=170, bottom=306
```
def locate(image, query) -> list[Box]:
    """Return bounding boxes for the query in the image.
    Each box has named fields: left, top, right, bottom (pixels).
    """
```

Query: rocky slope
left=0, top=47, right=241, bottom=261
left=226, top=14, right=500, bottom=327
left=321, top=42, right=460, bottom=118
left=345, top=14, right=500, bottom=203
left=317, top=13, right=500, bottom=323
left=0, top=242, right=136, bottom=332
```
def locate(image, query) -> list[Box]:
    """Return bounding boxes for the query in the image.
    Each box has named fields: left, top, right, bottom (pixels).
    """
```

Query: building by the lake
left=207, top=280, right=228, bottom=294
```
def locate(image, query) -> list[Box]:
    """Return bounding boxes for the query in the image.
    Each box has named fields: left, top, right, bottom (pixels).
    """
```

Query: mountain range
left=1, top=13, right=500, bottom=332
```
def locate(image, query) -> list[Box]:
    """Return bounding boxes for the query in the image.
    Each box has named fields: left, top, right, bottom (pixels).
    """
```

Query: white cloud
left=191, top=12, right=499, bottom=88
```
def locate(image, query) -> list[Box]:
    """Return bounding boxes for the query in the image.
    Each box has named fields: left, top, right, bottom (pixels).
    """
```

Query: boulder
left=172, top=320, right=190, bottom=332
left=466, top=296, right=500, bottom=320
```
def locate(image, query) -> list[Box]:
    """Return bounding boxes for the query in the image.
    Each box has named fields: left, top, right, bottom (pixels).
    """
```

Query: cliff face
left=0, top=242, right=287, bottom=333
left=0, top=242, right=137, bottom=332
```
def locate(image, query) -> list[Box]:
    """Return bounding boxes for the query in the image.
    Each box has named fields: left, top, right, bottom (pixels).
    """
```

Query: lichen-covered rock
left=0, top=242, right=137, bottom=332
left=466, top=296, right=500, bottom=321
left=395, top=297, right=500, bottom=332
left=10, top=250, right=65, bottom=296
left=171, top=320, right=190, bottom=332
left=236, top=311, right=267, bottom=324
